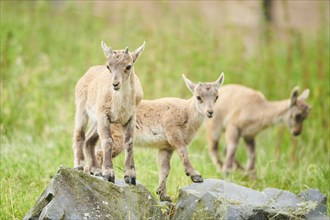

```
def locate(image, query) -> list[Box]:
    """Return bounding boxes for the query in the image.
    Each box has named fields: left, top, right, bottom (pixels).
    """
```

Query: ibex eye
left=295, top=114, right=301, bottom=121
left=106, top=65, right=111, bottom=71
left=196, top=96, right=202, bottom=101
left=126, top=65, right=132, bottom=71
left=214, top=95, right=219, bottom=102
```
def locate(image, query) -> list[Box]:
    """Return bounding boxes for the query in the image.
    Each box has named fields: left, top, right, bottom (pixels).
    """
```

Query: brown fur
left=94, top=73, right=224, bottom=201
left=72, top=41, right=145, bottom=184
left=206, top=85, right=311, bottom=175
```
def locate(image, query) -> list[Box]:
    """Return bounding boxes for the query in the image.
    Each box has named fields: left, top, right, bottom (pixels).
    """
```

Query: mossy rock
left=24, top=169, right=327, bottom=220
left=24, top=166, right=165, bottom=220
left=172, top=179, right=327, bottom=220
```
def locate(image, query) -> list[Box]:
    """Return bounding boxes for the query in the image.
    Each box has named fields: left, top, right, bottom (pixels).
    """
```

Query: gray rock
left=24, top=169, right=328, bottom=220
left=24, top=166, right=165, bottom=220
left=172, top=179, right=328, bottom=220
left=299, top=189, right=328, bottom=219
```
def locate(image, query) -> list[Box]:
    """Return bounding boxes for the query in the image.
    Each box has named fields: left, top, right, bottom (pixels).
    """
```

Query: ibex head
left=101, top=41, right=145, bottom=91
left=183, top=73, right=224, bottom=118
left=287, top=86, right=311, bottom=136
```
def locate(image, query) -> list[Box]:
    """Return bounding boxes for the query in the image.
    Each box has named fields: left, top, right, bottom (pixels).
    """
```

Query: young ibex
left=206, top=85, right=311, bottom=175
left=72, top=41, right=145, bottom=184
left=94, top=73, right=224, bottom=201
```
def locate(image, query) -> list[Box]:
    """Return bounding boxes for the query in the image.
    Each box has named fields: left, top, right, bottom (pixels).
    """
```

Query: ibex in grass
left=72, top=41, right=145, bottom=184
left=206, top=85, right=311, bottom=175
left=93, top=73, right=224, bottom=201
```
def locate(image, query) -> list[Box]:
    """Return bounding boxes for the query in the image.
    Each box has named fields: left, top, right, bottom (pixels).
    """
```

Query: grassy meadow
left=1, top=2, right=329, bottom=219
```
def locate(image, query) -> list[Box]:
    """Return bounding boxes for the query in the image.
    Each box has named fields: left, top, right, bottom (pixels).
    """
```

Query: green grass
left=1, top=2, right=329, bottom=219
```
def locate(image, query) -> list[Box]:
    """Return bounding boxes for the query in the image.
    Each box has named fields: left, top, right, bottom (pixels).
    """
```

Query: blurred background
left=1, top=1, right=329, bottom=218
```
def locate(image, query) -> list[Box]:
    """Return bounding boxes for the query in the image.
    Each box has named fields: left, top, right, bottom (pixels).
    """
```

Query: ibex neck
left=262, top=99, right=290, bottom=127
left=110, top=72, right=136, bottom=124
left=121, top=72, right=136, bottom=98
left=187, top=98, right=205, bottom=132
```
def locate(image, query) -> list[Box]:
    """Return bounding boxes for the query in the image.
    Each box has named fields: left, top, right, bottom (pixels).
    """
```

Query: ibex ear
left=182, top=74, right=196, bottom=94
left=299, top=89, right=310, bottom=100
left=132, top=41, right=145, bottom=63
left=101, top=41, right=113, bottom=59
left=213, top=72, right=225, bottom=90
left=290, top=86, right=299, bottom=107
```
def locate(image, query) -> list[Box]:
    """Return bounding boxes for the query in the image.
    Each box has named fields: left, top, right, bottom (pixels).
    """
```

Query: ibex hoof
left=223, top=168, right=232, bottom=176
left=103, top=174, right=115, bottom=183
left=89, top=167, right=102, bottom=176
left=247, top=170, right=257, bottom=180
left=191, top=175, right=203, bottom=183
left=93, top=171, right=102, bottom=177
left=74, top=165, right=84, bottom=171
left=160, top=194, right=172, bottom=202
left=124, top=175, right=136, bottom=185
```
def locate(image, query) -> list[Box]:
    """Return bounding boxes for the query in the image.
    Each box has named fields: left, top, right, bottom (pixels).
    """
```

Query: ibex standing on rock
left=206, top=85, right=311, bottom=176
left=72, top=41, right=145, bottom=184
left=94, top=73, right=224, bottom=201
